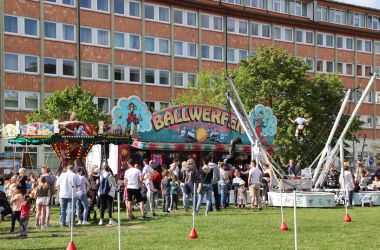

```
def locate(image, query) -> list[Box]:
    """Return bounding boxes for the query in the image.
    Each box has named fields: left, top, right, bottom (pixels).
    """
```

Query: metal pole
left=315, top=73, right=378, bottom=188
left=294, top=189, right=298, bottom=250
left=117, top=190, right=121, bottom=250
left=71, top=186, right=74, bottom=241
left=313, top=89, right=351, bottom=182
left=340, top=142, right=348, bottom=212
left=192, top=182, right=196, bottom=228
left=280, top=188, right=284, bottom=223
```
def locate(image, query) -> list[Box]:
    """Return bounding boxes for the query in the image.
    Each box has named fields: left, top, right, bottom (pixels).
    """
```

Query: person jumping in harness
left=224, top=137, right=242, bottom=166
left=288, top=116, right=312, bottom=139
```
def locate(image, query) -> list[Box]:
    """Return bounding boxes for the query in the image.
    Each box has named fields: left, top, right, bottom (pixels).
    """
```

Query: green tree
left=172, top=71, right=229, bottom=108
left=26, top=86, right=108, bottom=126
left=233, top=47, right=362, bottom=166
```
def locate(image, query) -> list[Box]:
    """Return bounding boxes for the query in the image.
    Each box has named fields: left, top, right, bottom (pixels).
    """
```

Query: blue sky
left=336, top=0, right=380, bottom=9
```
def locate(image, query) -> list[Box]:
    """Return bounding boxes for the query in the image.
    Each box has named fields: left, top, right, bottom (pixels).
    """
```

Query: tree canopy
left=173, top=47, right=362, bottom=166
left=26, top=86, right=108, bottom=126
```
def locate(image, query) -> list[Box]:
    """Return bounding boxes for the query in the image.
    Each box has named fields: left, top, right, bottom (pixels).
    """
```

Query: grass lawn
left=1, top=205, right=380, bottom=250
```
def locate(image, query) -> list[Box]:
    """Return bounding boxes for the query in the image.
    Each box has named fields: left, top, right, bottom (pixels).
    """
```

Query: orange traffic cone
left=66, top=240, right=77, bottom=250
left=344, top=213, right=351, bottom=222
left=280, top=221, right=289, bottom=231
left=188, top=227, right=198, bottom=239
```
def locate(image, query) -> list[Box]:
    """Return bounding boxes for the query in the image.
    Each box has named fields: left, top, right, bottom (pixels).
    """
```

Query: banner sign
left=20, top=123, right=55, bottom=137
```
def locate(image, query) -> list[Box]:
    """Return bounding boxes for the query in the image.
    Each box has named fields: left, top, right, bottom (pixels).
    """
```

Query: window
left=114, top=66, right=125, bottom=81
left=174, top=72, right=198, bottom=88
left=81, top=62, right=93, bottom=78
left=145, top=36, right=169, bottom=55
left=5, top=53, right=19, bottom=72
left=174, top=41, right=197, bottom=58
left=316, top=60, right=334, bottom=73
left=246, top=0, right=265, bottom=9
left=348, top=12, right=365, bottom=28
left=251, top=22, right=271, bottom=38
left=201, top=45, right=223, bottom=61
left=97, top=0, right=109, bottom=12
left=375, top=41, right=380, bottom=54
left=273, top=26, right=293, bottom=42
left=97, top=29, right=109, bottom=46
left=80, top=0, right=91, bottom=8
left=4, top=15, right=18, bottom=33
left=356, top=39, right=372, bottom=53
left=24, top=56, right=38, bottom=73
left=227, top=48, right=248, bottom=63
left=114, top=0, right=124, bottom=14
left=214, top=46, right=223, bottom=61
left=368, top=15, right=380, bottom=30
left=356, top=64, right=372, bottom=77
left=316, top=6, right=328, bottom=21
left=98, top=64, right=110, bottom=80
left=4, top=91, right=19, bottom=109
left=316, top=33, right=334, bottom=48
left=44, top=58, right=57, bottom=75
left=129, top=34, right=140, bottom=50
left=62, top=24, right=75, bottom=41
left=46, top=0, right=75, bottom=6
left=4, top=15, right=39, bottom=37
left=62, top=60, right=75, bottom=76
left=24, top=92, right=39, bottom=110
left=295, top=29, right=313, bottom=45
left=290, top=1, right=307, bottom=17
left=174, top=9, right=197, bottom=27
left=145, top=69, right=155, bottom=84
left=129, top=1, right=140, bottom=17
left=336, top=62, right=353, bottom=76
left=80, top=27, right=92, bottom=43
left=175, top=72, right=184, bottom=87
left=305, top=58, right=314, bottom=72
left=96, top=97, right=110, bottom=113
left=227, top=48, right=235, bottom=63
left=24, top=18, right=38, bottom=36
left=159, top=70, right=170, bottom=85
left=114, top=32, right=125, bottom=48
left=268, top=0, right=288, bottom=13
left=200, top=14, right=223, bottom=31
left=45, top=22, right=57, bottom=39
left=129, top=68, right=140, bottom=82
left=227, top=18, right=248, bottom=35
left=329, top=9, right=346, bottom=25
left=144, top=4, right=169, bottom=23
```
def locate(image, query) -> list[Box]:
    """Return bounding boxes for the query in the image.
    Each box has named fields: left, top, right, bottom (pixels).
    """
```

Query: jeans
left=60, top=197, right=76, bottom=226
left=11, top=210, right=21, bottom=232
left=76, top=194, right=89, bottom=222
left=19, top=217, right=29, bottom=236
left=184, top=182, right=194, bottom=211
left=347, top=190, right=353, bottom=206
left=99, top=194, right=113, bottom=220
left=196, top=184, right=213, bottom=214
left=146, top=190, right=158, bottom=214
left=212, top=183, right=221, bottom=210
left=220, top=184, right=228, bottom=207
left=170, top=193, right=178, bottom=210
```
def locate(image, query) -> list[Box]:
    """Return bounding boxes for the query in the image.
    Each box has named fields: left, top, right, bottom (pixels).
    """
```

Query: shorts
left=36, top=196, right=49, bottom=206
left=297, top=124, right=304, bottom=130
left=126, top=188, right=142, bottom=203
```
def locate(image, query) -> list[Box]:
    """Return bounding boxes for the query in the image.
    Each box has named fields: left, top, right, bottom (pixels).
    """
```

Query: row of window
left=360, top=115, right=380, bottom=129
left=307, top=59, right=372, bottom=78
left=4, top=53, right=76, bottom=77
left=4, top=91, right=39, bottom=110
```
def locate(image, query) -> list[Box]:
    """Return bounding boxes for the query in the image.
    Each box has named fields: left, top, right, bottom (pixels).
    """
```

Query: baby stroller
left=0, top=191, right=12, bottom=221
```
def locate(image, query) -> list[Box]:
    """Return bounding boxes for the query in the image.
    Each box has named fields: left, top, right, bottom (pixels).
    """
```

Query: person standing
left=161, top=170, right=171, bottom=213
left=17, top=168, right=28, bottom=195
left=98, top=165, right=117, bottom=225
left=56, top=165, right=80, bottom=227
left=142, top=159, right=154, bottom=216
left=262, top=163, right=274, bottom=203
left=35, top=176, right=49, bottom=228
left=287, top=159, right=297, bottom=179
left=209, top=159, right=221, bottom=211
left=218, top=162, right=229, bottom=208
left=41, top=166, right=56, bottom=227
left=9, top=186, right=23, bottom=233
left=232, top=171, right=242, bottom=208
left=76, top=168, right=91, bottom=225
left=88, top=165, right=100, bottom=221
left=18, top=195, right=32, bottom=238
left=248, top=160, right=263, bottom=210
left=183, top=158, right=199, bottom=212
left=340, top=162, right=355, bottom=206
left=195, top=161, right=213, bottom=216
left=124, top=159, right=147, bottom=219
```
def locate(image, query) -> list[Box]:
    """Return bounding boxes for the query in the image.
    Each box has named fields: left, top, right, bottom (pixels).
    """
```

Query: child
left=169, top=174, right=179, bottom=212
left=146, top=173, right=158, bottom=216
left=19, top=195, right=32, bottom=237
left=237, top=180, right=247, bottom=209
left=10, top=186, right=23, bottom=233
left=35, top=176, right=49, bottom=228
left=232, top=171, right=242, bottom=208
left=161, top=170, right=171, bottom=213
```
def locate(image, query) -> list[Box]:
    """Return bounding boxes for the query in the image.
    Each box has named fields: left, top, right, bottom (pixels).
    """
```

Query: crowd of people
left=3, top=155, right=278, bottom=237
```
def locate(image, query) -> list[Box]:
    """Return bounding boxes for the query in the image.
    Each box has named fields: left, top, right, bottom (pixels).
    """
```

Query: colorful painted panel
left=20, top=123, right=55, bottom=137
left=59, top=122, right=95, bottom=137
left=1, top=124, right=19, bottom=139
left=140, top=105, right=250, bottom=144
left=249, top=104, right=277, bottom=146
left=111, top=96, right=152, bottom=132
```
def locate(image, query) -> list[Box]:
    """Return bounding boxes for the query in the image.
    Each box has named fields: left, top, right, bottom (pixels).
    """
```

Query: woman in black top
left=195, top=162, right=213, bottom=216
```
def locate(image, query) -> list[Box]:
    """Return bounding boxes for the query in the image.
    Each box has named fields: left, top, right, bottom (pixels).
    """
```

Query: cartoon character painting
left=249, top=104, right=277, bottom=146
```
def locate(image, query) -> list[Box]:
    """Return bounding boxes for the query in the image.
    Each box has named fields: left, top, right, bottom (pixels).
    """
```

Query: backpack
left=99, top=175, right=111, bottom=195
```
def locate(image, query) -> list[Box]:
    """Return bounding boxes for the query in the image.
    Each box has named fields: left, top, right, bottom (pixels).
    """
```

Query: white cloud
left=335, top=0, right=380, bottom=9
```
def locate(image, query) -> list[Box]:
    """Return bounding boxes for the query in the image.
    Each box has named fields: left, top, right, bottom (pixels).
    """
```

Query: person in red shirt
left=19, top=195, right=32, bottom=237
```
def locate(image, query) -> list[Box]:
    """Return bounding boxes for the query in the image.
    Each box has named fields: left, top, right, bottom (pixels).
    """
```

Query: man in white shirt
left=124, top=159, right=146, bottom=219
left=56, top=165, right=80, bottom=227
left=142, top=159, right=154, bottom=216
left=248, top=160, right=263, bottom=210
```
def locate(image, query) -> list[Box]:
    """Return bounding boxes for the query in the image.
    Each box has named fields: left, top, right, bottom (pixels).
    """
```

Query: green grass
left=1, top=205, right=380, bottom=250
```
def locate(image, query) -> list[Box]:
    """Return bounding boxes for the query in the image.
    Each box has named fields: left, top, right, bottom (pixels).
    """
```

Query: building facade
left=1, top=0, right=380, bottom=167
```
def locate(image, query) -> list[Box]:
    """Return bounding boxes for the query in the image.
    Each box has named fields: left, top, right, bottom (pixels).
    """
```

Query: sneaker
left=98, top=219, right=104, bottom=225
left=77, top=221, right=82, bottom=225
left=152, top=213, right=157, bottom=216
left=82, top=221, right=91, bottom=225
left=142, top=215, right=150, bottom=219
left=109, top=219, right=117, bottom=225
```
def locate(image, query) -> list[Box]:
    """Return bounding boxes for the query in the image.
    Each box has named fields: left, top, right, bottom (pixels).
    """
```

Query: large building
left=0, top=0, right=380, bottom=167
